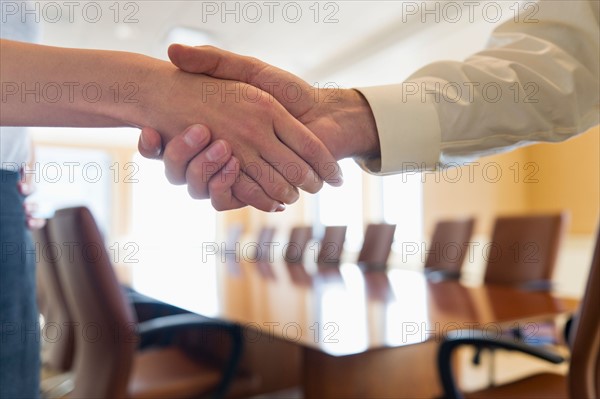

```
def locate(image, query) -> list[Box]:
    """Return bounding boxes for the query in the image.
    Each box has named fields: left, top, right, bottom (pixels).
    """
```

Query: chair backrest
left=424, top=218, right=475, bottom=275
left=357, top=223, right=397, bottom=266
left=224, top=223, right=243, bottom=261
left=317, top=226, right=347, bottom=265
left=484, top=213, right=567, bottom=286
left=284, top=226, right=313, bottom=263
left=47, top=207, right=136, bottom=398
left=285, top=263, right=312, bottom=286
left=32, top=225, right=75, bottom=372
left=254, top=227, right=276, bottom=262
left=568, top=227, right=600, bottom=399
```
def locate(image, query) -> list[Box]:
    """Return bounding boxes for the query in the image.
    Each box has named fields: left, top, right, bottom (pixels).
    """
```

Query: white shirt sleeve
left=355, top=0, right=599, bottom=175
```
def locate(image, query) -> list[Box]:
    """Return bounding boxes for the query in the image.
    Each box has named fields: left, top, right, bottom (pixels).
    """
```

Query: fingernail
left=206, top=141, right=227, bottom=162
left=140, top=133, right=160, bottom=156
left=286, top=188, right=300, bottom=204
left=275, top=203, right=286, bottom=212
left=140, top=132, right=149, bottom=149
left=183, top=125, right=208, bottom=148
left=330, top=165, right=344, bottom=187
left=331, top=173, right=344, bottom=187
left=300, top=169, right=318, bottom=190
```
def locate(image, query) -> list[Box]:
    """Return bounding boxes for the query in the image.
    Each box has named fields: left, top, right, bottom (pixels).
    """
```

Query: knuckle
left=242, top=182, right=264, bottom=200
left=238, top=126, right=256, bottom=141
left=254, top=92, right=275, bottom=113
left=187, top=183, right=208, bottom=200
left=247, top=56, right=261, bottom=66
left=164, top=147, right=188, bottom=167
left=208, top=174, right=227, bottom=194
left=187, top=159, right=222, bottom=185
left=269, top=183, right=291, bottom=202
left=281, top=164, right=304, bottom=186
left=301, top=136, right=323, bottom=158
left=185, top=159, right=204, bottom=180
left=303, top=178, right=323, bottom=195
left=232, top=180, right=274, bottom=212
left=211, top=198, right=229, bottom=212
left=164, top=167, right=183, bottom=185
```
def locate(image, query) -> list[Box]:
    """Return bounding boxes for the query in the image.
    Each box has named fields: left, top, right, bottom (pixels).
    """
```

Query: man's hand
left=167, top=44, right=381, bottom=162
left=139, top=124, right=283, bottom=212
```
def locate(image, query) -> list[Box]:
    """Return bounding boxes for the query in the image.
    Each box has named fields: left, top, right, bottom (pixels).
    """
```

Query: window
left=316, top=159, right=364, bottom=252
left=382, top=172, right=423, bottom=251
left=313, top=159, right=423, bottom=264
left=29, top=145, right=112, bottom=235
left=130, top=153, right=217, bottom=246
left=129, top=154, right=219, bottom=315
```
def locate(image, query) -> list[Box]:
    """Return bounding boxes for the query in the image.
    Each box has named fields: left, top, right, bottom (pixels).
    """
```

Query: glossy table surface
left=131, top=256, right=578, bottom=356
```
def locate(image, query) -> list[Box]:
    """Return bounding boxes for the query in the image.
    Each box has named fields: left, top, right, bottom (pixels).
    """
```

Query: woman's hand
left=136, top=65, right=342, bottom=211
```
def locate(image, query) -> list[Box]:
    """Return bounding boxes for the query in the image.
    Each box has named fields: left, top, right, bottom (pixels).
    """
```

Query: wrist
left=347, top=89, right=380, bottom=159
left=100, top=53, right=174, bottom=130
left=327, top=88, right=380, bottom=160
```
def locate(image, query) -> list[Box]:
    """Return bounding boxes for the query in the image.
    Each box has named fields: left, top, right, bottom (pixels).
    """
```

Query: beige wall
left=423, top=127, right=599, bottom=236
left=423, top=145, right=529, bottom=235
left=526, top=127, right=599, bottom=234
left=32, top=140, right=137, bottom=239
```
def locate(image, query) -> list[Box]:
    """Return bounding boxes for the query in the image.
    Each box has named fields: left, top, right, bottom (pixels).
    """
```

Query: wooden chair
left=438, top=227, right=600, bottom=399
left=285, top=263, right=313, bottom=286
left=357, top=223, right=397, bottom=268
left=33, top=226, right=78, bottom=398
left=317, top=226, right=347, bottom=265
left=254, top=227, right=276, bottom=262
left=484, top=213, right=567, bottom=289
left=478, top=213, right=567, bottom=374
left=224, top=223, right=243, bottom=263
left=47, top=207, right=247, bottom=398
left=34, top=222, right=190, bottom=370
left=424, top=218, right=475, bottom=280
left=33, top=226, right=75, bottom=374
left=284, top=226, right=313, bottom=264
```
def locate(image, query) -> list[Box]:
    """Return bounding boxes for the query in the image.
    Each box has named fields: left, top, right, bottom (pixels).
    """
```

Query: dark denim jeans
left=0, top=169, right=40, bottom=398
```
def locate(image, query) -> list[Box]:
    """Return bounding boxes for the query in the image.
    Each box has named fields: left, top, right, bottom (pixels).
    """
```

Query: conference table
left=129, top=255, right=578, bottom=398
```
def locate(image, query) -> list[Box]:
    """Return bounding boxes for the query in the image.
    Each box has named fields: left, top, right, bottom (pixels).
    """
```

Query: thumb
left=138, top=127, right=163, bottom=159
left=168, top=44, right=254, bottom=81
left=168, top=44, right=313, bottom=114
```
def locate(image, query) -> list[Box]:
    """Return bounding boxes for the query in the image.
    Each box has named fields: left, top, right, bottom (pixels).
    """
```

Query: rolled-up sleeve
left=356, top=0, right=599, bottom=175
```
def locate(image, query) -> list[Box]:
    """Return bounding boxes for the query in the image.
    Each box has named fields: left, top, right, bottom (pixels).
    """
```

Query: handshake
left=137, top=44, right=380, bottom=213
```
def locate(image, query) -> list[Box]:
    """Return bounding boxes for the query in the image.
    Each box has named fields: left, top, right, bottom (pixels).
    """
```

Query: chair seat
left=465, top=372, right=567, bottom=399
left=129, top=347, right=222, bottom=399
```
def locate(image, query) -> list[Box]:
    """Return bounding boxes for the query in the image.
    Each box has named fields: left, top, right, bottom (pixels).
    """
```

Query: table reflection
left=130, top=257, right=578, bottom=356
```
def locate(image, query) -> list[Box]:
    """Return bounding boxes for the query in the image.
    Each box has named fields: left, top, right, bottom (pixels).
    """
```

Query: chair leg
left=488, top=348, right=496, bottom=387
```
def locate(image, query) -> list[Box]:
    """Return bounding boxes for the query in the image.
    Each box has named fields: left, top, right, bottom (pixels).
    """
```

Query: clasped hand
left=138, top=44, right=380, bottom=212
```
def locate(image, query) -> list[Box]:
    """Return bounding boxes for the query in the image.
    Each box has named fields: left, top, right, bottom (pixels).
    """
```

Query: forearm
left=0, top=39, right=160, bottom=128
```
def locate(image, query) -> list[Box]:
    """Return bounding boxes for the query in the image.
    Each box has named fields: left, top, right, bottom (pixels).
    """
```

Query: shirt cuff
left=354, top=82, right=442, bottom=175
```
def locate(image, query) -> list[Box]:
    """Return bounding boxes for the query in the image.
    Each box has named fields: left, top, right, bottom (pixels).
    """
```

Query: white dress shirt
left=356, top=0, right=599, bottom=174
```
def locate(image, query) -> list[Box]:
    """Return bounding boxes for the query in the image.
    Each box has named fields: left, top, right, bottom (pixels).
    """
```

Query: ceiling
left=31, top=0, right=507, bottom=145
left=39, top=1, right=505, bottom=83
